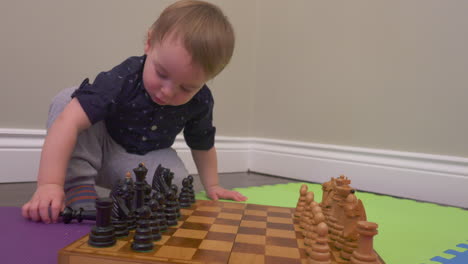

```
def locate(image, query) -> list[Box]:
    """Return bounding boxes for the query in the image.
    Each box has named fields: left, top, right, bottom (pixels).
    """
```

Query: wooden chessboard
left=58, top=200, right=385, bottom=264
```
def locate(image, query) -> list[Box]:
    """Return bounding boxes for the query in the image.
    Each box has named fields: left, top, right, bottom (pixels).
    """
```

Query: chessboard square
left=192, top=249, right=231, bottom=263
left=245, top=210, right=268, bottom=217
left=165, top=236, right=202, bottom=248
left=293, top=225, right=302, bottom=231
left=209, top=224, right=239, bottom=234
left=298, top=248, right=308, bottom=259
left=222, top=202, right=246, bottom=209
left=197, top=200, right=222, bottom=207
left=81, top=239, right=126, bottom=252
left=264, top=255, right=302, bottom=264
left=186, top=215, right=215, bottom=224
left=267, top=211, right=293, bottom=218
left=266, top=236, right=300, bottom=248
left=205, top=231, right=237, bottom=242
left=240, top=220, right=267, bottom=229
left=154, top=245, right=197, bottom=260
left=180, top=221, right=212, bottom=231
left=267, top=207, right=292, bottom=214
left=267, top=222, right=294, bottom=230
left=245, top=204, right=269, bottom=211
left=235, top=234, right=266, bottom=245
left=214, top=218, right=241, bottom=226
left=295, top=230, right=305, bottom=239
left=265, top=245, right=300, bottom=259
left=192, top=210, right=219, bottom=217
left=173, top=228, right=208, bottom=239
left=220, top=208, right=244, bottom=214
left=267, top=216, right=293, bottom=224
left=243, top=215, right=267, bottom=222
left=229, top=252, right=265, bottom=264
left=199, top=240, right=233, bottom=252
left=218, top=212, right=243, bottom=220
left=165, top=227, right=178, bottom=236
left=180, top=208, right=194, bottom=215
left=154, top=235, right=170, bottom=245
left=297, top=238, right=306, bottom=249
left=266, top=229, right=296, bottom=239
left=232, top=242, right=265, bottom=254
left=238, top=226, right=267, bottom=236
left=178, top=215, right=190, bottom=222
left=197, top=205, right=222, bottom=212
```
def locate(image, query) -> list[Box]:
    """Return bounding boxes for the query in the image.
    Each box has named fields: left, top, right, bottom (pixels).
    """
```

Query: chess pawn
left=295, top=184, right=308, bottom=217
left=350, top=221, right=379, bottom=264
left=131, top=206, right=154, bottom=252
left=305, top=212, right=325, bottom=254
left=187, top=175, right=196, bottom=203
left=308, top=222, right=331, bottom=264
left=123, top=172, right=136, bottom=230
left=170, top=184, right=181, bottom=218
left=300, top=192, right=314, bottom=232
left=153, top=192, right=168, bottom=232
left=164, top=190, right=178, bottom=226
left=179, top=178, right=192, bottom=208
left=88, top=198, right=116, bottom=248
left=148, top=199, right=162, bottom=241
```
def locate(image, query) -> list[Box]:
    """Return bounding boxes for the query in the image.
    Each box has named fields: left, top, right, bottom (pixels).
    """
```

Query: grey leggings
left=48, top=87, right=189, bottom=200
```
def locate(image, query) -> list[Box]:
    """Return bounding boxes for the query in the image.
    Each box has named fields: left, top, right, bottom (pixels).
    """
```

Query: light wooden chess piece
left=295, top=184, right=308, bottom=217
left=300, top=192, right=314, bottom=232
left=308, top=222, right=331, bottom=264
left=305, top=210, right=325, bottom=254
left=341, top=192, right=367, bottom=260
left=350, top=221, right=379, bottom=264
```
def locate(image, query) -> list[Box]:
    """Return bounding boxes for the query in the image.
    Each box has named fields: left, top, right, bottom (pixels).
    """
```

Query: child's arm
left=191, top=147, right=247, bottom=201
left=21, top=98, right=91, bottom=223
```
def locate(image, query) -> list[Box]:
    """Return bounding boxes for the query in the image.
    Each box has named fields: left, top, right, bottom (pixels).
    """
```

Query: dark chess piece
left=152, top=164, right=171, bottom=195
left=148, top=198, right=162, bottom=241
left=60, top=207, right=96, bottom=224
left=164, top=171, right=174, bottom=188
left=164, top=190, right=178, bottom=226
left=187, top=175, right=196, bottom=204
left=88, top=198, right=116, bottom=248
left=131, top=206, right=154, bottom=252
left=170, top=184, right=181, bottom=218
left=110, top=178, right=131, bottom=238
left=133, top=163, right=149, bottom=210
left=153, top=192, right=168, bottom=232
left=179, top=178, right=192, bottom=208
left=123, top=172, right=136, bottom=230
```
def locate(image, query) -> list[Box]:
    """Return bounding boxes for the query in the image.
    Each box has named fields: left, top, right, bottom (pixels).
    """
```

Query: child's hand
left=21, top=183, right=65, bottom=224
left=206, top=185, right=248, bottom=202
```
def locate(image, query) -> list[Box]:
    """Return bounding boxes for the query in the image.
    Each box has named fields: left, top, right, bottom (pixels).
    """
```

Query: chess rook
left=88, top=198, right=116, bottom=248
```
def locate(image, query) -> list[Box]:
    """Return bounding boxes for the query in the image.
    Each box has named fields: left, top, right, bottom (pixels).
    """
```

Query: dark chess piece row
left=60, top=163, right=197, bottom=252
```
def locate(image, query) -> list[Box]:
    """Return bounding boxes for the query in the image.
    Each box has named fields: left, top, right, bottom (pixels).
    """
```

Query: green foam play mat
left=196, top=182, right=468, bottom=264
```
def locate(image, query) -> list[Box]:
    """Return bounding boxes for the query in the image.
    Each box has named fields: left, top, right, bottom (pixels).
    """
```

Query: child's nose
left=161, top=82, right=175, bottom=98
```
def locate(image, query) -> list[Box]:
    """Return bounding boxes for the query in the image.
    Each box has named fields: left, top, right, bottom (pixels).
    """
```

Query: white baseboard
left=1, top=129, right=467, bottom=208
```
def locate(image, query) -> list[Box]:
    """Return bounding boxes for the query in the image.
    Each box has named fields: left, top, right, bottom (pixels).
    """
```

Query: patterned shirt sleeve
left=183, top=86, right=216, bottom=150
left=71, top=60, right=132, bottom=124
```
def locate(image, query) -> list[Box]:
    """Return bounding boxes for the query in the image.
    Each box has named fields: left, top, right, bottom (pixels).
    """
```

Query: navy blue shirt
left=72, top=55, right=216, bottom=155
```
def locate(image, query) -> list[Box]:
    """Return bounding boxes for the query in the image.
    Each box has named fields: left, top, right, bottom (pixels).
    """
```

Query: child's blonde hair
left=149, top=0, right=235, bottom=79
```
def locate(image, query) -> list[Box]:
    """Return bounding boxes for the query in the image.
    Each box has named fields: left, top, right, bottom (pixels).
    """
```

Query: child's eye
left=156, top=70, right=168, bottom=79
left=180, top=86, right=191, bottom=93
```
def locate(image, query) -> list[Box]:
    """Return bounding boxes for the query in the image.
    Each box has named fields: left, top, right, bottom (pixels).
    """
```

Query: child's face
left=143, top=35, right=207, bottom=106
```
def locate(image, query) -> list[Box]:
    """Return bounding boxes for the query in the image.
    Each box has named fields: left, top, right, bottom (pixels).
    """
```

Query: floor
left=0, top=171, right=302, bottom=207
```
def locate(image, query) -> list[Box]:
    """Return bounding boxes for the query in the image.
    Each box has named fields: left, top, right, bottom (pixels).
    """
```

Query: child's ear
left=144, top=30, right=152, bottom=54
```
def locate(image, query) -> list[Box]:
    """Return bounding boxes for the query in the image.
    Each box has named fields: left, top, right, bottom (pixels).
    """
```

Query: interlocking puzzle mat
left=196, top=182, right=468, bottom=264
left=59, top=200, right=384, bottom=264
